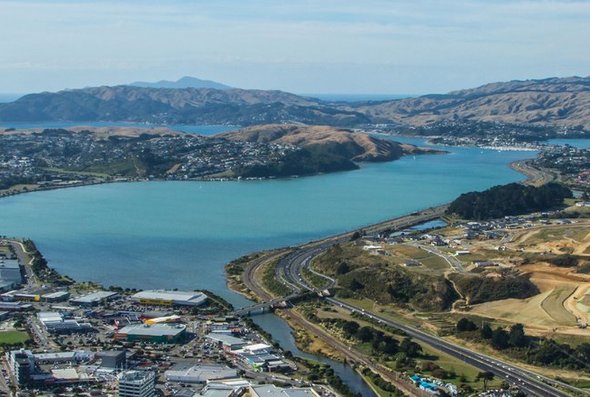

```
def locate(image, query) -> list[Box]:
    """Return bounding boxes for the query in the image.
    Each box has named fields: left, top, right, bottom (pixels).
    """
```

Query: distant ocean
left=302, top=93, right=414, bottom=102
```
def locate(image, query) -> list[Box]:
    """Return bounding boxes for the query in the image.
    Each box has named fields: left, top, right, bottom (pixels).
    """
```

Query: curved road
left=274, top=209, right=585, bottom=397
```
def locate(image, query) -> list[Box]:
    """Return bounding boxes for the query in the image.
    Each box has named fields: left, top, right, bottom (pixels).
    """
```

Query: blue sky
left=0, top=0, right=589, bottom=94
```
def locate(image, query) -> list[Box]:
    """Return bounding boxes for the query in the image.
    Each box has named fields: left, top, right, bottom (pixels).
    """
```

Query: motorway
left=272, top=207, right=584, bottom=397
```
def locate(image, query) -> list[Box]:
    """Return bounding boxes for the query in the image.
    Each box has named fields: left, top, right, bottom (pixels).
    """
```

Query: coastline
left=509, top=159, right=557, bottom=187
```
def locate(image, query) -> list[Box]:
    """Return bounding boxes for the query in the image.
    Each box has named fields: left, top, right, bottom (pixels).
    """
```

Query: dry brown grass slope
left=354, top=76, right=590, bottom=130
left=220, top=124, right=435, bottom=162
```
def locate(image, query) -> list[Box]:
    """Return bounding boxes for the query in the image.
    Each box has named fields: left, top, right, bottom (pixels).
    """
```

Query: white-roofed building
left=70, top=291, right=118, bottom=306
left=165, top=364, right=237, bottom=384
left=249, top=385, right=320, bottom=397
left=131, top=290, right=207, bottom=307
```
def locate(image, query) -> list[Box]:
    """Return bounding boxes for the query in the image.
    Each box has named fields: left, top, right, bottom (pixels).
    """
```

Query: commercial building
left=98, top=350, right=127, bottom=370
left=249, top=385, right=320, bottom=397
left=130, top=290, right=207, bottom=307
left=37, top=312, right=93, bottom=334
left=114, top=323, right=186, bottom=344
left=165, top=364, right=237, bottom=384
left=118, top=370, right=155, bottom=397
left=206, top=333, right=248, bottom=352
left=41, top=290, right=70, bottom=302
left=70, top=291, right=118, bottom=306
left=6, top=349, right=35, bottom=386
left=33, top=351, right=93, bottom=364
left=0, top=258, right=23, bottom=290
left=0, top=301, right=32, bottom=311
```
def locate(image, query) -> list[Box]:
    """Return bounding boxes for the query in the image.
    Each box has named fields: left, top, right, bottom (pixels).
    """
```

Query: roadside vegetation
left=454, top=318, right=590, bottom=372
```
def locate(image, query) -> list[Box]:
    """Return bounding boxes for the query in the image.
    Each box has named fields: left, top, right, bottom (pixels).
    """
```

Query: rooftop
left=0, top=259, right=19, bottom=269
left=250, top=385, right=319, bottom=397
left=117, top=323, right=186, bottom=337
left=118, top=370, right=155, bottom=384
left=131, top=289, right=207, bottom=305
left=205, top=333, right=247, bottom=346
left=165, top=364, right=237, bottom=383
left=70, top=290, right=117, bottom=304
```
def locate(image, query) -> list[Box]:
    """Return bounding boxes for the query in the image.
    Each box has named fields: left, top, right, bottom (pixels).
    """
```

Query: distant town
left=0, top=128, right=299, bottom=196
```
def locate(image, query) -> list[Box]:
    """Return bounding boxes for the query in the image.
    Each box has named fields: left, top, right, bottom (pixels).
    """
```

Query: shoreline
left=509, top=159, right=557, bottom=187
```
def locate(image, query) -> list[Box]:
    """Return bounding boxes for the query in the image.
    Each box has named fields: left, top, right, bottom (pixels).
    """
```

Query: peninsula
left=0, top=124, right=440, bottom=196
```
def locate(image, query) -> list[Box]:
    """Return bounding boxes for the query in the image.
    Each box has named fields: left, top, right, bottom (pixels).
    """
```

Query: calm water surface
left=548, top=138, right=590, bottom=149
left=0, top=137, right=534, bottom=305
left=0, top=133, right=536, bottom=396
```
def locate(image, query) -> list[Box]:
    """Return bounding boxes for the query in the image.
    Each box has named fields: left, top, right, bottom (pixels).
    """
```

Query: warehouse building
left=164, top=364, right=237, bottom=384
left=114, top=323, right=186, bottom=344
left=70, top=291, right=118, bottom=307
left=130, top=290, right=207, bottom=307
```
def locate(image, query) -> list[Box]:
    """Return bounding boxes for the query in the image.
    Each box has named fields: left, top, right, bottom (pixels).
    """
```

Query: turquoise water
left=0, top=139, right=534, bottom=307
left=548, top=138, right=590, bottom=149
left=0, top=136, right=536, bottom=396
left=0, top=121, right=236, bottom=135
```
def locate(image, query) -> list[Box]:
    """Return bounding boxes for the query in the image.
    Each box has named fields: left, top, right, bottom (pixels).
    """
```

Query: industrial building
left=130, top=290, right=207, bottom=306
left=114, top=323, right=186, bottom=344
left=70, top=290, right=118, bottom=306
left=164, top=364, right=237, bottom=384
left=118, top=370, right=155, bottom=397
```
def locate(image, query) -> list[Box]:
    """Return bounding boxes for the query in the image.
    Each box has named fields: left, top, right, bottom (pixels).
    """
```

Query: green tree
left=508, top=323, right=527, bottom=347
left=476, top=371, right=494, bottom=391
left=491, top=328, right=509, bottom=350
left=481, top=323, right=493, bottom=339
left=456, top=317, right=478, bottom=332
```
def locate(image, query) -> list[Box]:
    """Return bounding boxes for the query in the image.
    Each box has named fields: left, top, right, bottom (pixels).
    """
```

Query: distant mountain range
left=0, top=76, right=589, bottom=130
left=130, top=76, right=231, bottom=90
left=351, top=76, right=590, bottom=130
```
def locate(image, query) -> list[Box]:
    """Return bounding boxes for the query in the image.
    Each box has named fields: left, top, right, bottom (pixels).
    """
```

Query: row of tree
left=455, top=318, right=590, bottom=370
left=323, top=318, right=422, bottom=358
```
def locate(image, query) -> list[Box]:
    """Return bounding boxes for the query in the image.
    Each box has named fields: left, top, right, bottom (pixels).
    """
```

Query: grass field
left=389, top=244, right=450, bottom=275
left=469, top=291, right=557, bottom=328
left=0, top=330, right=30, bottom=345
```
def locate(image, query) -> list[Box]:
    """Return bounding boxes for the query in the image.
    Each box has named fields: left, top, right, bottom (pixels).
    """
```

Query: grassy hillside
left=313, top=244, right=458, bottom=312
